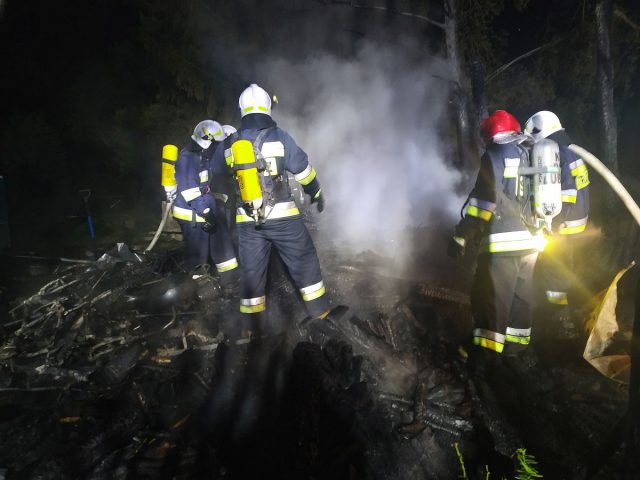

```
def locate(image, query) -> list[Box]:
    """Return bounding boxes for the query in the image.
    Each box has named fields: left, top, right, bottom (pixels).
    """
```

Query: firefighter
left=173, top=120, right=240, bottom=284
left=524, top=111, right=590, bottom=336
left=210, top=124, right=239, bottom=237
left=211, top=83, right=330, bottom=338
left=448, top=110, right=539, bottom=362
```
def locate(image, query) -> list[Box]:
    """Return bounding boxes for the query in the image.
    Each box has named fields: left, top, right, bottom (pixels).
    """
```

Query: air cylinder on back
left=532, top=138, right=563, bottom=229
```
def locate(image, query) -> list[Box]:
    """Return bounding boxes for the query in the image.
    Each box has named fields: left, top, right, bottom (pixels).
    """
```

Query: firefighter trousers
left=237, top=217, right=329, bottom=331
left=536, top=234, right=575, bottom=308
left=471, top=251, right=538, bottom=355
left=178, top=218, right=238, bottom=283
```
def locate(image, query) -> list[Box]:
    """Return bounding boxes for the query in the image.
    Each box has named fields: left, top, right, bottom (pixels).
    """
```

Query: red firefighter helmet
left=480, top=110, right=521, bottom=144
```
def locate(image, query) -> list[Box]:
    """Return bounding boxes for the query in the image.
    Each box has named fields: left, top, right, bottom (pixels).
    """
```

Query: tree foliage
left=452, top=0, right=638, bottom=148
left=0, top=0, right=638, bottom=218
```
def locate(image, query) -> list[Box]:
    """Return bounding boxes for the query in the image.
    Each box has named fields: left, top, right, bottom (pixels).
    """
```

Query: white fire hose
left=568, top=144, right=640, bottom=227
left=145, top=200, right=174, bottom=252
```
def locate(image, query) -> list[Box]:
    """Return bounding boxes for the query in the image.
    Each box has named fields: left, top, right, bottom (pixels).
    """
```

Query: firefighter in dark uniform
left=525, top=111, right=590, bottom=335
left=211, top=84, right=329, bottom=337
left=209, top=124, right=239, bottom=243
left=173, top=120, right=240, bottom=283
left=448, top=110, right=539, bottom=363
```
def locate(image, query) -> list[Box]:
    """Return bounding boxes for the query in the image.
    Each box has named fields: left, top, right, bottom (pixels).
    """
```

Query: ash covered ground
left=0, top=221, right=631, bottom=480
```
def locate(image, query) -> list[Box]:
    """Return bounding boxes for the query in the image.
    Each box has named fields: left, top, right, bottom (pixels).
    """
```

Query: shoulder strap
left=253, top=127, right=274, bottom=154
left=231, top=127, right=275, bottom=173
left=491, top=144, right=536, bottom=230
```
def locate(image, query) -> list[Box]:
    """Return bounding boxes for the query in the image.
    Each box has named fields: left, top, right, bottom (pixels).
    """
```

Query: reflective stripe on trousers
left=473, top=328, right=505, bottom=353
left=216, top=257, right=239, bottom=273
left=505, top=326, right=531, bottom=345
left=300, top=280, right=326, bottom=302
left=546, top=290, right=568, bottom=305
left=471, top=252, right=537, bottom=354
left=238, top=217, right=329, bottom=319
left=240, top=296, right=266, bottom=314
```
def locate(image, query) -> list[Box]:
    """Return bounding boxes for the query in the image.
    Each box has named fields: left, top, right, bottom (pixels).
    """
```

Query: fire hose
left=568, top=144, right=640, bottom=477
left=144, top=200, right=174, bottom=252
left=568, top=144, right=640, bottom=227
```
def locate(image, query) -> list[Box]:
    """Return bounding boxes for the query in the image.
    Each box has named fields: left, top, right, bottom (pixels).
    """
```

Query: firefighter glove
left=201, top=209, right=217, bottom=233
left=447, top=236, right=466, bottom=259
left=312, top=190, right=325, bottom=213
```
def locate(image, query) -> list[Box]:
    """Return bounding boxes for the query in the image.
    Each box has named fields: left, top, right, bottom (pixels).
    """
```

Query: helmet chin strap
left=192, top=135, right=212, bottom=149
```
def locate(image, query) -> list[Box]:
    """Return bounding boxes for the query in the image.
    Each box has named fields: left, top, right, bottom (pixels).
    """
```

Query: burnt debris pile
left=0, top=245, right=631, bottom=479
left=0, top=244, right=228, bottom=479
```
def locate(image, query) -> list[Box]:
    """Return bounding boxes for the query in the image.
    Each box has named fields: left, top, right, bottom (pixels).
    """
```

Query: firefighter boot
left=556, top=304, right=579, bottom=341
left=301, top=305, right=349, bottom=343
left=467, top=347, right=500, bottom=396
left=468, top=348, right=526, bottom=457
left=220, top=268, right=241, bottom=299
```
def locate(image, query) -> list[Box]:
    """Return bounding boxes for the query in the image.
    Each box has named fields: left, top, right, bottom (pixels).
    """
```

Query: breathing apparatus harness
left=230, top=127, right=288, bottom=225
left=459, top=143, right=538, bottom=238
left=495, top=139, right=563, bottom=243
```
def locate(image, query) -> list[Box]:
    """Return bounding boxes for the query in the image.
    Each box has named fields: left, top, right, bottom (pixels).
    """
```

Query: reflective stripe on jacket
left=211, top=114, right=321, bottom=225
left=236, top=201, right=300, bottom=223
left=172, top=205, right=205, bottom=222
left=549, top=131, right=590, bottom=235
left=173, top=139, right=216, bottom=219
left=456, top=142, right=535, bottom=255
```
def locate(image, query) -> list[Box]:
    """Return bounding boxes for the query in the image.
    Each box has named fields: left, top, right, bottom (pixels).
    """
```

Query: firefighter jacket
left=455, top=141, right=537, bottom=255
left=548, top=131, right=590, bottom=235
left=211, top=113, right=321, bottom=224
left=172, top=138, right=216, bottom=223
left=208, top=134, right=238, bottom=206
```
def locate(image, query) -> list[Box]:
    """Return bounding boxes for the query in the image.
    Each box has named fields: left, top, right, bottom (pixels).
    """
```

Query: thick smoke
left=258, top=42, right=464, bottom=268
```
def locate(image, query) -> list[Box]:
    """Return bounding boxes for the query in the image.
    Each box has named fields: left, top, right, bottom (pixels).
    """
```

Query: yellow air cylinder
left=231, top=139, right=263, bottom=204
left=161, top=144, right=178, bottom=187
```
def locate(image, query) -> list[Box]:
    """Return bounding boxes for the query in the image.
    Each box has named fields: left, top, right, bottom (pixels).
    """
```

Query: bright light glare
left=534, top=232, right=548, bottom=252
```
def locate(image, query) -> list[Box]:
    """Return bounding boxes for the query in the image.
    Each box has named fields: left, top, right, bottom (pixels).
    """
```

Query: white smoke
left=257, top=42, right=464, bottom=269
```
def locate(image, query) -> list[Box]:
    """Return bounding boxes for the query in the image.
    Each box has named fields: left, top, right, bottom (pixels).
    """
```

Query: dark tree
left=596, top=0, right=619, bottom=175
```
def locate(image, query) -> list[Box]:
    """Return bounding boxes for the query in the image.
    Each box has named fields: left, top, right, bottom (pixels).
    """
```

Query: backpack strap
left=253, top=127, right=278, bottom=213
left=231, top=127, right=273, bottom=172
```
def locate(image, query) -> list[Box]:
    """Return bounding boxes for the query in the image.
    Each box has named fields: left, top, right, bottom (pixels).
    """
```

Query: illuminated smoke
left=257, top=42, right=464, bottom=268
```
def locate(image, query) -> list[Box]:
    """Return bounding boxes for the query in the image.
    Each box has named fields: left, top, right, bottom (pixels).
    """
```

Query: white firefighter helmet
left=192, top=120, right=225, bottom=149
left=222, top=124, right=237, bottom=137
left=524, top=111, right=564, bottom=143
left=239, top=83, right=272, bottom=118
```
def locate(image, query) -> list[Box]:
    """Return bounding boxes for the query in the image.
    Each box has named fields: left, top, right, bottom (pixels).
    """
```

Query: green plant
left=514, top=448, right=543, bottom=479
left=454, top=442, right=468, bottom=479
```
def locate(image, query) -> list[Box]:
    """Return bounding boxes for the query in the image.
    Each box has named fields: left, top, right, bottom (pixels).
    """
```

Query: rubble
left=0, top=243, right=632, bottom=479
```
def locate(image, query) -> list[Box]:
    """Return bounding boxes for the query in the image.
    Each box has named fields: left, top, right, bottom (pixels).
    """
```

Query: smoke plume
left=258, top=42, right=464, bottom=269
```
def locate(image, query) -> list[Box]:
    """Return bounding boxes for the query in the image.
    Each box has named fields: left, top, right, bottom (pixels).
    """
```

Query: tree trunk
left=595, top=0, right=618, bottom=175
left=595, top=0, right=632, bottom=266
left=629, top=275, right=640, bottom=475
left=443, top=0, right=473, bottom=168
left=471, top=58, right=488, bottom=154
